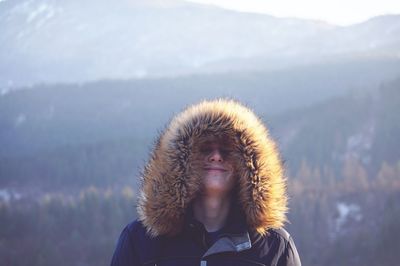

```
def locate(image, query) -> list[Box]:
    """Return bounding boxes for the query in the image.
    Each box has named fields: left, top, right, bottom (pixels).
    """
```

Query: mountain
left=1, top=72, right=399, bottom=189
left=1, top=0, right=399, bottom=88
left=270, top=77, right=400, bottom=175
left=2, top=57, right=400, bottom=158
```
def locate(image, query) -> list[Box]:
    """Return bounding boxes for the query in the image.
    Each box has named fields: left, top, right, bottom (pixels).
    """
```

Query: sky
left=187, top=0, right=400, bottom=26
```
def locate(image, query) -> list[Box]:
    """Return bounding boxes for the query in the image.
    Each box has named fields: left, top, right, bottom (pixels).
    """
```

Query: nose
left=208, top=148, right=223, bottom=163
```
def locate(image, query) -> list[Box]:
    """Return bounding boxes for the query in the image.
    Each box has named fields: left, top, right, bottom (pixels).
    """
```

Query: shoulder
left=251, top=227, right=292, bottom=246
left=111, top=220, right=160, bottom=265
left=268, top=228, right=293, bottom=243
left=114, top=219, right=149, bottom=249
left=122, top=219, right=160, bottom=251
left=124, top=219, right=149, bottom=240
left=111, top=221, right=142, bottom=266
left=251, top=228, right=301, bottom=266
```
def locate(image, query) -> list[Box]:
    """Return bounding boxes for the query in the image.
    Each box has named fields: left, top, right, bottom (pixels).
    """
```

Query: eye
left=220, top=149, right=232, bottom=157
left=199, top=147, right=213, bottom=154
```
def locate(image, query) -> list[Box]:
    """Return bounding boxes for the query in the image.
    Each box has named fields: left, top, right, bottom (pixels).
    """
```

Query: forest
left=1, top=159, right=399, bottom=266
left=0, top=77, right=399, bottom=266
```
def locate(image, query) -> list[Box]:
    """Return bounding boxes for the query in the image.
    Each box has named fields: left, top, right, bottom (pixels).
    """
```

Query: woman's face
left=197, top=136, right=237, bottom=195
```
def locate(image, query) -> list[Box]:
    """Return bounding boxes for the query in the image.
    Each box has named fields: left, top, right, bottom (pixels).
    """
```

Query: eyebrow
left=200, top=140, right=233, bottom=147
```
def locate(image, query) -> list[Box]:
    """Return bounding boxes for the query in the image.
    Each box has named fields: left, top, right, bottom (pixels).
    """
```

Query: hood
left=137, top=99, right=288, bottom=237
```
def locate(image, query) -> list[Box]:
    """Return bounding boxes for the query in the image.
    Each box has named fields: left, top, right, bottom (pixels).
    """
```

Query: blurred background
left=1, top=0, right=400, bottom=265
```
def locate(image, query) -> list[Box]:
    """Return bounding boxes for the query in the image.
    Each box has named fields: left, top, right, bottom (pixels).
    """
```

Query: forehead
left=197, top=135, right=234, bottom=147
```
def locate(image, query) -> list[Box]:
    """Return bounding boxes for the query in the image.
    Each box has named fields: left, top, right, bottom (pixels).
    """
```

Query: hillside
left=1, top=58, right=400, bottom=158
left=271, top=77, right=400, bottom=175
left=1, top=74, right=399, bottom=189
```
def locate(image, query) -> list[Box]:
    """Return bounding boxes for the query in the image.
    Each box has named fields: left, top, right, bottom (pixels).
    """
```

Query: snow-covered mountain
left=0, top=0, right=399, bottom=88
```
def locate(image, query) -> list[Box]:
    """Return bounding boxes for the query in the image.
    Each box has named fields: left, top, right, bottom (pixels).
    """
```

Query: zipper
left=202, top=231, right=207, bottom=248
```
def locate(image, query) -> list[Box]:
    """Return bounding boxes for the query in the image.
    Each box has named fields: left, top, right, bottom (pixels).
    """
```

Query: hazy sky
left=187, top=0, right=400, bottom=25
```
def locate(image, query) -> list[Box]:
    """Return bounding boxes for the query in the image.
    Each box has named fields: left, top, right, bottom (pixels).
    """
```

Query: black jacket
left=111, top=216, right=301, bottom=266
left=111, top=99, right=301, bottom=265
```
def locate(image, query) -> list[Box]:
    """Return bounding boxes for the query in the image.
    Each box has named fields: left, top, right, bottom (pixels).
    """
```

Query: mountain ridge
left=1, top=0, right=399, bottom=89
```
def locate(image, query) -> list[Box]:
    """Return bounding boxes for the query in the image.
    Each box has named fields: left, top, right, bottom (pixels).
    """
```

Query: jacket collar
left=202, top=232, right=252, bottom=258
left=184, top=204, right=252, bottom=257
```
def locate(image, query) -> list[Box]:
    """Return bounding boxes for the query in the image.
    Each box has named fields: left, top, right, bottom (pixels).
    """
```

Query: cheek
left=225, top=157, right=238, bottom=172
left=188, top=155, right=206, bottom=175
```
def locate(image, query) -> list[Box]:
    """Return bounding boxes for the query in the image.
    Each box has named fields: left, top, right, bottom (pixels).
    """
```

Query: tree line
left=1, top=158, right=399, bottom=266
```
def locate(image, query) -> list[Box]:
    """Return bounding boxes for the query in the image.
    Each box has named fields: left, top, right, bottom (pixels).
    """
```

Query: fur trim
left=137, top=99, right=288, bottom=237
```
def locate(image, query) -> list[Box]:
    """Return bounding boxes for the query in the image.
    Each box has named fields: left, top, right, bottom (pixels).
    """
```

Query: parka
left=111, top=99, right=301, bottom=266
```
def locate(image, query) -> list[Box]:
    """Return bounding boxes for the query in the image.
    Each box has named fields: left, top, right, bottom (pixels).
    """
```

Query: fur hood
left=137, top=99, right=288, bottom=237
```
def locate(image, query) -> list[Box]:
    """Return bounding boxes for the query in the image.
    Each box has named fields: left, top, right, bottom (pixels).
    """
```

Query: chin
left=203, top=181, right=234, bottom=194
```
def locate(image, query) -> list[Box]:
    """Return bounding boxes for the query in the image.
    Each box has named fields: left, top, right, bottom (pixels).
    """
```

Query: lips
left=204, top=166, right=227, bottom=172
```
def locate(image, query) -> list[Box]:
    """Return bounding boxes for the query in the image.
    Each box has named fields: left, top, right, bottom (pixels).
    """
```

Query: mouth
left=204, top=167, right=227, bottom=172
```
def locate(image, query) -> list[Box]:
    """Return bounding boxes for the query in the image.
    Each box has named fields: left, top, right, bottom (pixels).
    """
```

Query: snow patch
left=27, top=3, right=51, bottom=23
left=335, top=202, right=362, bottom=234
left=338, top=121, right=375, bottom=164
left=0, top=189, right=22, bottom=202
left=25, top=3, right=57, bottom=29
